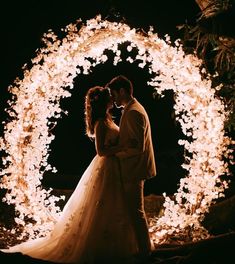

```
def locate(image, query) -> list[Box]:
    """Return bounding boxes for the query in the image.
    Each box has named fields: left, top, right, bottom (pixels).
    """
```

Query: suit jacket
left=116, top=98, right=156, bottom=181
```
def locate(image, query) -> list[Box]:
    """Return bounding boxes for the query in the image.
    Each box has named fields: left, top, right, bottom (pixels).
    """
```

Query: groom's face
left=110, top=89, right=123, bottom=108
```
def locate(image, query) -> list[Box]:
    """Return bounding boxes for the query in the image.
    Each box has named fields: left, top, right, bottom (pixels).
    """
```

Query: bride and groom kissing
left=1, top=75, right=156, bottom=263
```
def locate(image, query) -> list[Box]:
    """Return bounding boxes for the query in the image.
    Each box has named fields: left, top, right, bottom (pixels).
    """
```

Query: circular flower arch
left=0, top=15, right=233, bottom=242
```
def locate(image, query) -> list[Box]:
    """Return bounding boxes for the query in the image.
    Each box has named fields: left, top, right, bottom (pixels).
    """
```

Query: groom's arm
left=116, top=110, right=145, bottom=159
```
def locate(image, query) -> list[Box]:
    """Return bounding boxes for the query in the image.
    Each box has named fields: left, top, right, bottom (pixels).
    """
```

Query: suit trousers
left=122, top=179, right=151, bottom=256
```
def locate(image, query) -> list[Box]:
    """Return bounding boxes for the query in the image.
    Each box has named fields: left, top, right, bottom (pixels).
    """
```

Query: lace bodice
left=103, top=119, right=119, bottom=147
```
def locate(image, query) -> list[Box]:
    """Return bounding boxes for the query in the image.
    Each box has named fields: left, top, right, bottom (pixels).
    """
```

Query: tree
left=178, top=0, right=235, bottom=132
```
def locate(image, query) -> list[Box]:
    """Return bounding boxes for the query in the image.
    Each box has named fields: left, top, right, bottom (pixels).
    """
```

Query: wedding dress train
left=1, top=121, right=138, bottom=263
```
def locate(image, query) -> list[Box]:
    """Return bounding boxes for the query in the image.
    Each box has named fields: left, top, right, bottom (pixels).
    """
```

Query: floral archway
left=0, top=15, right=232, bottom=242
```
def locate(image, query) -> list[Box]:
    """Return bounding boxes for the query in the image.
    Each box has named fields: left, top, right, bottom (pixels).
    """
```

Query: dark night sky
left=0, top=1, right=201, bottom=194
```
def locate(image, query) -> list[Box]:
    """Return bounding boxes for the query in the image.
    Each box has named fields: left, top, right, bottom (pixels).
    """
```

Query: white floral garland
left=0, top=15, right=233, bottom=242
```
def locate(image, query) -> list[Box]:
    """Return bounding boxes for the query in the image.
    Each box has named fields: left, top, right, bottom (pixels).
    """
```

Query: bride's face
left=107, top=95, right=114, bottom=110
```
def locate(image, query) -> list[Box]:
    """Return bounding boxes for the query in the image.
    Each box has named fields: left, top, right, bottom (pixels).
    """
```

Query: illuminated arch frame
left=0, top=16, right=232, bottom=242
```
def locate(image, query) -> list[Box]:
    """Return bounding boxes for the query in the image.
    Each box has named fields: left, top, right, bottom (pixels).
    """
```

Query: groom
left=106, top=75, right=156, bottom=260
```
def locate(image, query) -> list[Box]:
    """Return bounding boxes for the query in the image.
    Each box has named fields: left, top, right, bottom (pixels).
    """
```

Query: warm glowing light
left=0, top=15, right=233, bottom=243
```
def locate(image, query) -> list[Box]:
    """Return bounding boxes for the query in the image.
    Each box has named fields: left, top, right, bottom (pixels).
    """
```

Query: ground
left=0, top=191, right=235, bottom=263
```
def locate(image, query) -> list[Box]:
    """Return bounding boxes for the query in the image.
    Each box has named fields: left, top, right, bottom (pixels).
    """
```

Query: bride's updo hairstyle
left=85, top=86, right=112, bottom=138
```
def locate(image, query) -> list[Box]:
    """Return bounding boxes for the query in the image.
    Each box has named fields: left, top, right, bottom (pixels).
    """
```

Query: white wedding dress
left=1, top=120, right=138, bottom=263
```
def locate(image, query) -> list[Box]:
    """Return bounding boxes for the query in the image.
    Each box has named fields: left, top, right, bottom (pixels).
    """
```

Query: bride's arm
left=94, top=120, right=123, bottom=157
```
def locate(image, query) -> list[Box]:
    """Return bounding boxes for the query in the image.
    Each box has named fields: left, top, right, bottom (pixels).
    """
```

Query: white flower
left=0, top=15, right=232, bottom=243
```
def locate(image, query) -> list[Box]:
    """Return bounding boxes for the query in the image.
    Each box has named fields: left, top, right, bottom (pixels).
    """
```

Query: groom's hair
left=106, top=75, right=133, bottom=95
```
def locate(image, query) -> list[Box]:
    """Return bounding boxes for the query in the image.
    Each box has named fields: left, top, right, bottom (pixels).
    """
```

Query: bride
left=1, top=86, right=139, bottom=263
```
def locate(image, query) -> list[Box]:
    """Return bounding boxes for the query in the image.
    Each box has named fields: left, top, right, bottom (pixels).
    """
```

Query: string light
left=0, top=15, right=233, bottom=243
